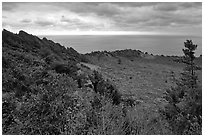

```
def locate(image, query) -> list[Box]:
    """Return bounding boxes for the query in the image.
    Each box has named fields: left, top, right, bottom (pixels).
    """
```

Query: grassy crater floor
left=85, top=54, right=201, bottom=118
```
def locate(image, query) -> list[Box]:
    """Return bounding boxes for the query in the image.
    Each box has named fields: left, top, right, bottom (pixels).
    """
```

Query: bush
left=52, top=61, right=79, bottom=77
left=90, top=71, right=121, bottom=105
left=160, top=40, right=202, bottom=135
left=2, top=72, right=80, bottom=134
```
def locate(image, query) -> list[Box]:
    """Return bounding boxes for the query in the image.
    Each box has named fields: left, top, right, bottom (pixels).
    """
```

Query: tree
left=161, top=40, right=202, bottom=135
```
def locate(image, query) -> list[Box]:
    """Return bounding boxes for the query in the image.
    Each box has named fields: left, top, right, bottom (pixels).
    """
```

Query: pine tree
left=161, top=40, right=202, bottom=134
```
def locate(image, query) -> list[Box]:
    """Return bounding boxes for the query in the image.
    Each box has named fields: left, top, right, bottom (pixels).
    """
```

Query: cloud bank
left=2, top=2, right=202, bottom=36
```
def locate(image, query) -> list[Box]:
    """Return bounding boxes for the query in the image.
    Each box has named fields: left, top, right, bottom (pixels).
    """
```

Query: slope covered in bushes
left=2, top=30, right=201, bottom=135
left=2, top=30, right=140, bottom=135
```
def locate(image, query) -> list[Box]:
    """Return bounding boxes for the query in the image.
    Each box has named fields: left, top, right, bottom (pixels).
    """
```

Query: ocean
left=38, top=35, right=202, bottom=56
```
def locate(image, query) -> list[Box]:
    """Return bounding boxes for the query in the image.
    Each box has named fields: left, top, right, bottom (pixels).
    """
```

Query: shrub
left=52, top=61, right=79, bottom=77
left=90, top=71, right=121, bottom=105
left=160, top=40, right=202, bottom=135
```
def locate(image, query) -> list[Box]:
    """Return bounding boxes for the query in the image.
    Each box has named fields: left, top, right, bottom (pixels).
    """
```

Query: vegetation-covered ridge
left=2, top=29, right=88, bottom=63
left=86, top=48, right=201, bottom=64
left=85, top=48, right=201, bottom=74
left=2, top=29, right=140, bottom=135
left=2, top=29, right=202, bottom=135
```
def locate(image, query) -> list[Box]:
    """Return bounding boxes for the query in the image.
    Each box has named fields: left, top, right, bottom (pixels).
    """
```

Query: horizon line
left=3, top=28, right=201, bottom=37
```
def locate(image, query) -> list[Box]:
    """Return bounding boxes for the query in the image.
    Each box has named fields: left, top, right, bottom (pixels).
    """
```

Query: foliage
left=2, top=29, right=126, bottom=135
left=160, top=40, right=202, bottom=135
left=52, top=61, right=79, bottom=78
left=3, top=29, right=197, bottom=135
left=90, top=71, right=121, bottom=105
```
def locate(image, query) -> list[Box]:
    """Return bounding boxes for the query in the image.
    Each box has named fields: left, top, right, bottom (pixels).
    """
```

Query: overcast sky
left=2, top=2, right=202, bottom=36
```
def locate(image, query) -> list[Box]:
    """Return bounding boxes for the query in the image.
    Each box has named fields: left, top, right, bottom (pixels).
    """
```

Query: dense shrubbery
left=3, top=73, right=79, bottom=134
left=160, top=40, right=202, bottom=135
left=2, top=30, right=90, bottom=134
left=52, top=61, right=79, bottom=77
left=2, top=30, right=201, bottom=135
left=89, top=71, right=121, bottom=105
left=86, top=49, right=142, bottom=59
left=2, top=29, right=138, bottom=135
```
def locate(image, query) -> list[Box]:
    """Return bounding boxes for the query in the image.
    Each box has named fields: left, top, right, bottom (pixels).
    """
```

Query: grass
left=84, top=53, right=201, bottom=134
left=86, top=55, right=183, bottom=104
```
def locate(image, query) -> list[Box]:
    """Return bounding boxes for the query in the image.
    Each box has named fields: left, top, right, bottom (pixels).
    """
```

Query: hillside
left=2, top=30, right=202, bottom=135
left=2, top=30, right=123, bottom=135
left=84, top=47, right=202, bottom=135
left=85, top=49, right=202, bottom=104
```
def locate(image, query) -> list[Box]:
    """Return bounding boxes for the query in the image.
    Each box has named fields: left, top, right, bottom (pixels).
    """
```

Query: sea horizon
left=38, top=34, right=202, bottom=57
